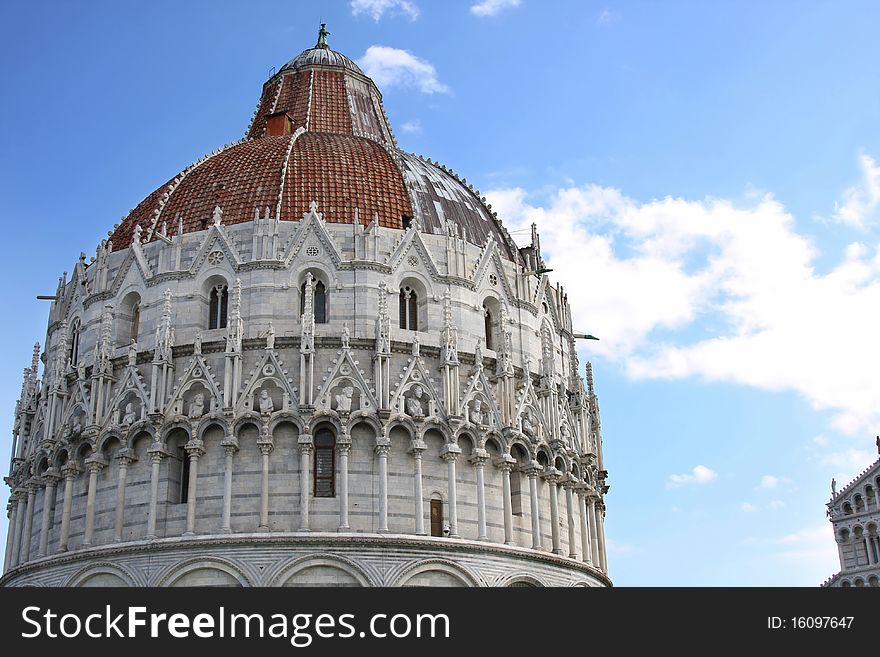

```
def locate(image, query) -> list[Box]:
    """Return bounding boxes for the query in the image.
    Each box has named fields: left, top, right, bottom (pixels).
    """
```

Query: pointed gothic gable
left=165, top=354, right=223, bottom=419
left=390, top=352, right=446, bottom=419
left=458, top=365, right=502, bottom=429
left=188, top=222, right=243, bottom=273
left=237, top=348, right=299, bottom=414
left=536, top=281, right=563, bottom=334
left=386, top=226, right=442, bottom=281
left=108, top=248, right=152, bottom=298
left=280, top=202, right=344, bottom=268
left=315, top=347, right=377, bottom=413
left=102, top=362, right=151, bottom=429
left=513, top=370, right=551, bottom=443
left=60, top=378, right=91, bottom=429
left=471, top=235, right=516, bottom=302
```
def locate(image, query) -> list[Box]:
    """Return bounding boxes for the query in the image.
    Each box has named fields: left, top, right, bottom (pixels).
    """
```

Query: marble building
left=1, top=28, right=611, bottom=587
left=823, top=439, right=880, bottom=587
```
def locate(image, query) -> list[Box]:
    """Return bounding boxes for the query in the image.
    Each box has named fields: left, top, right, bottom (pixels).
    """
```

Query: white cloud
left=768, top=500, right=786, bottom=509
left=755, top=475, right=791, bottom=491
left=666, top=465, right=718, bottom=489
left=400, top=119, right=422, bottom=133
left=740, top=502, right=758, bottom=512
left=596, top=9, right=619, bottom=25
left=350, top=0, right=419, bottom=22
left=470, top=0, right=521, bottom=17
left=833, top=152, right=880, bottom=229
left=821, top=448, right=876, bottom=482
left=486, top=159, right=880, bottom=437
left=358, top=46, right=449, bottom=94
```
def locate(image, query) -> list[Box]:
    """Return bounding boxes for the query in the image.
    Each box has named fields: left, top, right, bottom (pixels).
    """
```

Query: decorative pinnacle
left=316, top=23, right=330, bottom=49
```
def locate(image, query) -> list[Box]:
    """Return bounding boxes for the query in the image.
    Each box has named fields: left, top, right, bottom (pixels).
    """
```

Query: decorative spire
left=301, top=273, right=315, bottom=354
left=586, top=361, right=595, bottom=395
left=375, top=281, right=391, bottom=355
left=95, top=306, right=114, bottom=375
left=497, top=302, right=514, bottom=376
left=440, top=288, right=458, bottom=365
left=473, top=338, right=484, bottom=373
left=226, top=278, right=243, bottom=354
left=316, top=23, right=331, bottom=49
left=53, top=320, right=69, bottom=385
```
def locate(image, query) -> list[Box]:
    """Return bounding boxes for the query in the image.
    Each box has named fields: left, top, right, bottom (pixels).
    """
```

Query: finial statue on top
left=831, top=478, right=837, bottom=496
left=316, top=23, right=330, bottom=49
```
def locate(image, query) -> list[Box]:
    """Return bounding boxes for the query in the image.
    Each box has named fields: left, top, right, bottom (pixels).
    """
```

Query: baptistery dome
left=2, top=29, right=609, bottom=588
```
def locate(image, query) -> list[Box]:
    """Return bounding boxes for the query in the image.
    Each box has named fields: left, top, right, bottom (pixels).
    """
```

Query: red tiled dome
left=110, top=42, right=522, bottom=262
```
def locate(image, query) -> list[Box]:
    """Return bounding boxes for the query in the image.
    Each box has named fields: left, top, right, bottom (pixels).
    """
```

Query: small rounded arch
left=457, top=432, right=477, bottom=455
left=98, top=433, right=123, bottom=457
left=268, top=413, right=304, bottom=436
left=54, top=447, right=70, bottom=469
left=418, top=420, right=452, bottom=444
left=308, top=412, right=342, bottom=436
left=484, top=434, right=504, bottom=458
left=297, top=266, right=333, bottom=325
left=268, top=555, right=374, bottom=587
left=508, top=441, right=531, bottom=465
left=497, top=574, right=546, bottom=588
left=481, top=295, right=502, bottom=351
left=197, top=416, right=230, bottom=442
left=161, top=420, right=193, bottom=446
left=837, top=528, right=850, bottom=543
left=67, top=562, right=139, bottom=588
left=395, top=275, right=430, bottom=332
left=233, top=413, right=264, bottom=437
left=117, top=289, right=144, bottom=344
left=75, top=441, right=94, bottom=463
left=154, top=557, right=252, bottom=587
left=392, top=559, right=481, bottom=588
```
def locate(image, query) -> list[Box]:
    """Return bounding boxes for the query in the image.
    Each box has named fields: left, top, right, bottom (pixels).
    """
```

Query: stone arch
left=197, top=416, right=230, bottom=442
left=96, top=431, right=125, bottom=455
left=233, top=414, right=263, bottom=436
left=496, top=573, right=546, bottom=588
left=457, top=431, right=477, bottom=455
left=392, top=558, right=481, bottom=588
left=268, top=412, right=304, bottom=435
left=418, top=420, right=452, bottom=444
left=394, top=274, right=431, bottom=332
left=268, top=555, right=373, bottom=587
left=67, top=562, right=139, bottom=588
left=161, top=420, right=193, bottom=446
left=296, top=265, right=334, bottom=323
left=481, top=295, right=502, bottom=351
left=308, top=412, right=342, bottom=436
left=155, top=556, right=252, bottom=587
left=54, top=447, right=70, bottom=469
left=116, top=288, right=144, bottom=345
left=124, top=422, right=155, bottom=449
left=75, top=440, right=94, bottom=464
left=484, top=434, right=503, bottom=458
left=350, top=412, right=384, bottom=438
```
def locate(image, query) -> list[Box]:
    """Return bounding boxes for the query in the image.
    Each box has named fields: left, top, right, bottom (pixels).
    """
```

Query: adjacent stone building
left=823, top=439, right=880, bottom=587
left=1, top=29, right=610, bottom=587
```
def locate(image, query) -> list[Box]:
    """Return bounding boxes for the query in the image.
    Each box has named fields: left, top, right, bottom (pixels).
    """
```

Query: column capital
left=85, top=455, right=108, bottom=474
left=524, top=461, right=543, bottom=477
left=259, top=440, right=275, bottom=456
left=148, top=442, right=170, bottom=462
left=61, top=463, right=82, bottom=480
left=116, top=448, right=137, bottom=466
left=43, top=467, right=62, bottom=484
left=184, top=438, right=206, bottom=457
left=409, top=439, right=427, bottom=455
left=540, top=467, right=562, bottom=483
left=25, top=478, right=41, bottom=493
left=336, top=440, right=352, bottom=456
left=440, top=443, right=462, bottom=462
left=375, top=442, right=391, bottom=457
left=469, top=448, right=490, bottom=466
left=221, top=435, right=240, bottom=454
left=493, top=453, right=516, bottom=472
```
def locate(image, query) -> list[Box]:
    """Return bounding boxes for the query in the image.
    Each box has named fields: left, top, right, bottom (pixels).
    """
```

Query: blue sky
left=2, top=0, right=880, bottom=585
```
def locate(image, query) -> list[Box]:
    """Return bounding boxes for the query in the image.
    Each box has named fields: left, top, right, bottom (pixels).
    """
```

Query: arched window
left=179, top=445, right=191, bottom=504
left=483, top=305, right=494, bottom=350
left=313, top=428, right=335, bottom=497
left=69, top=319, right=81, bottom=367
left=130, top=302, right=140, bottom=342
left=430, top=498, right=444, bottom=537
left=209, top=284, right=228, bottom=330
left=399, top=287, right=419, bottom=330
left=301, top=279, right=328, bottom=324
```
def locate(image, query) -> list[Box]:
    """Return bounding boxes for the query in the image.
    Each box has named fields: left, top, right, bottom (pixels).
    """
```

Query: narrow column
left=543, top=469, right=562, bottom=554
left=257, top=433, right=274, bottom=531
left=578, top=488, right=593, bottom=565
left=8, top=490, right=25, bottom=567
left=588, top=495, right=600, bottom=569
left=441, top=445, right=462, bottom=538
left=527, top=462, right=542, bottom=550
left=58, top=464, right=81, bottom=551
left=145, top=444, right=166, bottom=540
left=376, top=441, right=390, bottom=533
left=183, top=439, right=205, bottom=536
left=38, top=470, right=59, bottom=557
left=220, top=436, right=239, bottom=533
left=410, top=441, right=426, bottom=535
left=564, top=480, right=578, bottom=559
left=596, top=501, right=608, bottom=572
left=496, top=455, right=515, bottom=545
left=337, top=438, right=351, bottom=531
left=113, top=451, right=135, bottom=542
left=82, top=457, right=106, bottom=547
left=4, top=496, right=19, bottom=571
left=20, top=481, right=38, bottom=562
left=298, top=435, right=312, bottom=532
left=471, top=449, right=489, bottom=541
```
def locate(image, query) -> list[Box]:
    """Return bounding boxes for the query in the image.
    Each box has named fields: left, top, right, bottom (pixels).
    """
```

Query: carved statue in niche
left=470, top=399, right=485, bottom=425
left=71, top=416, right=83, bottom=436
left=335, top=385, right=354, bottom=412
left=341, top=323, right=350, bottom=349
left=193, top=331, right=202, bottom=355
left=128, top=339, right=138, bottom=365
left=259, top=389, right=274, bottom=414
left=263, top=323, right=275, bottom=350
left=560, top=421, right=571, bottom=445
left=521, top=410, right=536, bottom=439
left=406, top=385, right=426, bottom=419
left=122, top=402, right=137, bottom=426
left=187, top=392, right=205, bottom=419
